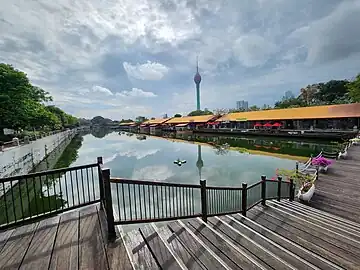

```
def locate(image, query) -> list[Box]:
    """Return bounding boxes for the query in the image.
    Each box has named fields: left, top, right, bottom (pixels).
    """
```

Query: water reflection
left=0, top=135, right=84, bottom=225
left=196, top=145, right=204, bottom=180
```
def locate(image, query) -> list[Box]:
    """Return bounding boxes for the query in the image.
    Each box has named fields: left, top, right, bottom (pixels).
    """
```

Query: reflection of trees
left=54, top=135, right=83, bottom=169
left=0, top=135, right=84, bottom=225
left=90, top=128, right=112, bottom=138
left=136, top=135, right=147, bottom=140
left=213, top=144, right=230, bottom=156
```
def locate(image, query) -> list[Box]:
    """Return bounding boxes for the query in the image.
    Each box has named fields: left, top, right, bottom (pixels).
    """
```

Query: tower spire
left=194, top=55, right=202, bottom=111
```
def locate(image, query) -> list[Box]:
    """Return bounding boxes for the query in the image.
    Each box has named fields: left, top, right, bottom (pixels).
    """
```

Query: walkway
left=0, top=204, right=132, bottom=270
left=310, top=145, right=360, bottom=223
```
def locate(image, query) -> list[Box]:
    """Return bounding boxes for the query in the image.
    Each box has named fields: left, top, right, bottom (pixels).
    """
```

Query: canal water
left=1, top=130, right=340, bottom=228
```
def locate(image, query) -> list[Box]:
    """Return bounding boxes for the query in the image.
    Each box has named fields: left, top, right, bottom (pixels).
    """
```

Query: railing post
left=261, top=175, right=266, bottom=206
left=200, top=180, right=207, bottom=223
left=295, top=162, right=299, bottom=174
left=277, top=176, right=282, bottom=201
left=241, top=183, right=247, bottom=216
left=289, top=179, right=295, bottom=201
left=316, top=166, right=319, bottom=180
left=102, top=168, right=116, bottom=241
left=97, top=157, right=105, bottom=209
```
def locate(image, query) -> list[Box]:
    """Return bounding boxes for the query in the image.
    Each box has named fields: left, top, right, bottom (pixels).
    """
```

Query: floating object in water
left=174, top=159, right=187, bottom=166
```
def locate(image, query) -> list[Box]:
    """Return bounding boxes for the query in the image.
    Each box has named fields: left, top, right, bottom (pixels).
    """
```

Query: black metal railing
left=0, top=159, right=102, bottom=230
left=98, top=167, right=295, bottom=240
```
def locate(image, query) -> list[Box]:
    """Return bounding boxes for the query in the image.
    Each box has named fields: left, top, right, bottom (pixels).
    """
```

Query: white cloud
left=92, top=85, right=113, bottom=96
left=233, top=35, right=277, bottom=67
left=116, top=88, right=157, bottom=98
left=123, top=61, right=169, bottom=80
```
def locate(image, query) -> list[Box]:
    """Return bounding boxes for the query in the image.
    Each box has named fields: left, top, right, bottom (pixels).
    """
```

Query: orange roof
left=217, top=103, right=360, bottom=122
left=119, top=122, right=135, bottom=126
left=165, top=115, right=216, bottom=124
left=143, top=118, right=172, bottom=125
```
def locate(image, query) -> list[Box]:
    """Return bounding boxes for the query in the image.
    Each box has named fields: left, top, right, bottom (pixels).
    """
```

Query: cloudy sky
left=1, top=0, right=360, bottom=120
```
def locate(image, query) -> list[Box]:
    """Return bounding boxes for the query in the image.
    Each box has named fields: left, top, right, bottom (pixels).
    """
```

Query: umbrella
left=254, top=123, right=262, bottom=127
left=272, top=122, right=282, bottom=127
left=263, top=123, right=273, bottom=127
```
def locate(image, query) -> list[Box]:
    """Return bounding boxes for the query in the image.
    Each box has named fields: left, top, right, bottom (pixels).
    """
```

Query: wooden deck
left=310, top=144, right=360, bottom=223
left=122, top=201, right=360, bottom=269
left=0, top=204, right=132, bottom=270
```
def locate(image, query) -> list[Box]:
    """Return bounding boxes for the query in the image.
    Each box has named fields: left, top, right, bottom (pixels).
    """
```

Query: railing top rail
left=110, top=177, right=292, bottom=191
left=206, top=185, right=243, bottom=190
left=110, top=177, right=201, bottom=188
left=0, top=162, right=99, bottom=183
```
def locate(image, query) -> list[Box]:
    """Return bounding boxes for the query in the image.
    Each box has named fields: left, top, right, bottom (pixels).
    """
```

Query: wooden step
left=186, top=218, right=266, bottom=269
left=275, top=200, right=360, bottom=234
left=217, top=215, right=319, bottom=270
left=246, top=207, right=359, bottom=270
left=167, top=221, right=231, bottom=269
left=231, top=213, right=342, bottom=270
left=280, top=200, right=360, bottom=230
left=139, top=225, right=186, bottom=269
left=122, top=228, right=159, bottom=269
left=260, top=203, right=360, bottom=259
left=207, top=216, right=302, bottom=270
left=154, top=224, right=204, bottom=269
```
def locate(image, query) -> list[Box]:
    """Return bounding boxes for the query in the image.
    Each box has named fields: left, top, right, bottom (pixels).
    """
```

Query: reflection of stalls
left=136, top=135, right=147, bottom=140
left=139, top=124, right=150, bottom=133
left=175, top=123, right=191, bottom=132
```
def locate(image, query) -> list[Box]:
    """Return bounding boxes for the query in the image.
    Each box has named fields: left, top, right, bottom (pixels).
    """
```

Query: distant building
left=284, top=91, right=295, bottom=99
left=236, top=100, right=248, bottom=111
left=163, top=114, right=168, bottom=119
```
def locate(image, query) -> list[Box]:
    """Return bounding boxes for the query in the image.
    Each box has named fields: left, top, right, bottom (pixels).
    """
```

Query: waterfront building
left=164, top=115, right=218, bottom=132
left=215, top=103, right=360, bottom=131
left=140, top=118, right=172, bottom=134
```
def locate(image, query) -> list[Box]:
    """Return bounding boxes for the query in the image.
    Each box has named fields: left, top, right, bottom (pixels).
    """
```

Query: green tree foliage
left=174, top=113, right=182, bottom=117
left=187, top=109, right=213, bottom=116
left=347, top=74, right=360, bottom=102
left=135, top=116, right=148, bottom=123
left=120, top=118, right=133, bottom=123
left=0, top=63, right=77, bottom=133
left=274, top=78, right=356, bottom=109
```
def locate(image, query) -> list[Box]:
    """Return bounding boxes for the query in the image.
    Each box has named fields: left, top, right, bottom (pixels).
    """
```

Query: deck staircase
left=122, top=200, right=360, bottom=270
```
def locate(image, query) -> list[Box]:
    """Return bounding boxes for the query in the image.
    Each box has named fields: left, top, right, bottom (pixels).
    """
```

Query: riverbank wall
left=0, top=129, right=78, bottom=179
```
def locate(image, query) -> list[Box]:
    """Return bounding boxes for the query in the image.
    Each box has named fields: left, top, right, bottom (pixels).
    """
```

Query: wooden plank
left=156, top=224, right=205, bottom=270
left=122, top=228, right=158, bottom=269
left=97, top=208, right=132, bottom=270
left=219, top=215, right=317, bottom=270
left=0, top=229, right=14, bottom=252
left=78, top=204, right=109, bottom=270
left=0, top=222, right=38, bottom=269
left=267, top=202, right=360, bottom=241
left=49, top=210, right=79, bottom=270
left=232, top=213, right=341, bottom=270
left=139, top=225, right=183, bottom=270
left=168, top=221, right=228, bottom=269
left=186, top=218, right=260, bottom=270
left=207, top=217, right=295, bottom=270
left=19, top=216, right=60, bottom=270
left=246, top=208, right=359, bottom=270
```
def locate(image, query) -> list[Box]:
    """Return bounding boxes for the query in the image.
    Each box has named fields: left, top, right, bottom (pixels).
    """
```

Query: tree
left=174, top=114, right=182, bottom=117
left=346, top=74, right=360, bottom=102
left=313, top=80, right=349, bottom=105
left=187, top=109, right=213, bottom=116
left=135, top=116, right=148, bottom=123
left=274, top=97, right=305, bottom=109
left=248, top=105, right=260, bottom=111
left=151, top=117, right=155, bottom=120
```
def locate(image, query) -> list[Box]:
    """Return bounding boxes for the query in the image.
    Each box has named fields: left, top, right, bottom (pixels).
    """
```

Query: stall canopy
left=272, top=122, right=282, bottom=127
left=263, top=123, right=273, bottom=127
left=254, top=123, right=263, bottom=127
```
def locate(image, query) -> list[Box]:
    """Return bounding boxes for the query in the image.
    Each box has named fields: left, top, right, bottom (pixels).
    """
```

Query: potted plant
left=275, top=168, right=316, bottom=202
left=311, top=156, right=332, bottom=173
